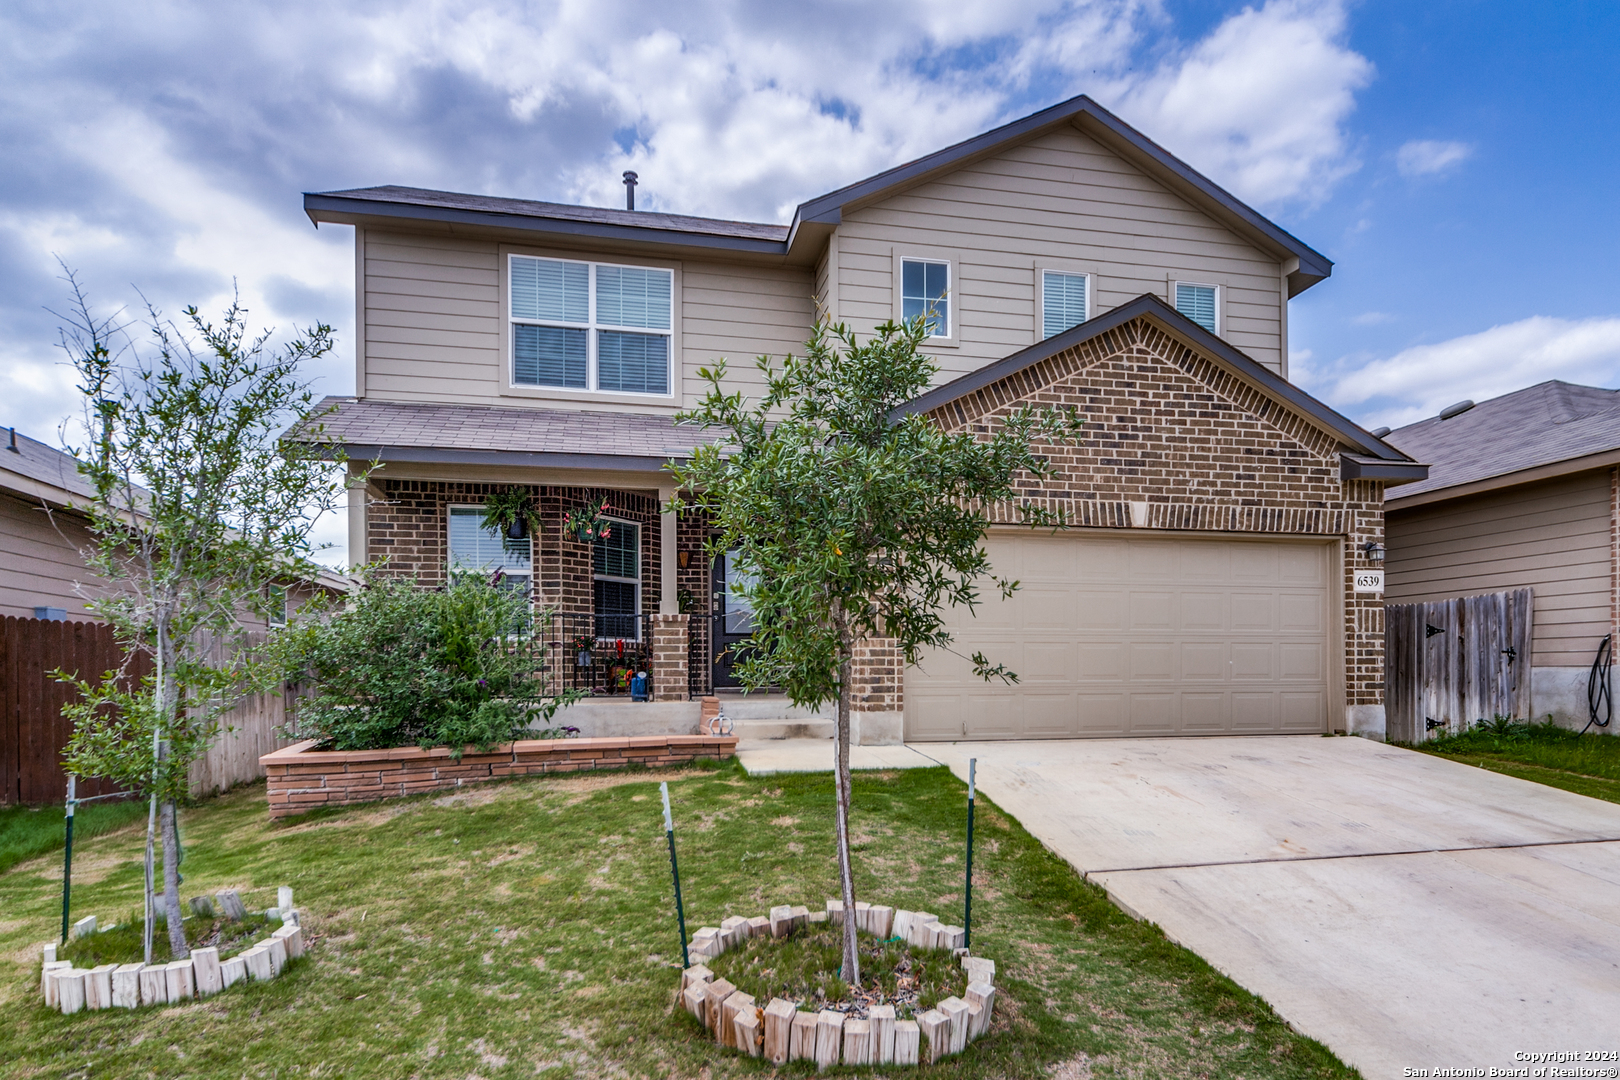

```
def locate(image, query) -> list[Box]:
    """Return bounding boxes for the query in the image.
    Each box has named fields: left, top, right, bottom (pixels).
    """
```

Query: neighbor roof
left=289, top=398, right=727, bottom=472
left=1383, top=380, right=1620, bottom=506
left=0, top=426, right=97, bottom=505
left=305, top=95, right=1331, bottom=292
left=894, top=293, right=1422, bottom=480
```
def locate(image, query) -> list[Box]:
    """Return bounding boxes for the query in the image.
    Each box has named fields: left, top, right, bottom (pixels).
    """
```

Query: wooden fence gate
left=1385, top=588, right=1533, bottom=743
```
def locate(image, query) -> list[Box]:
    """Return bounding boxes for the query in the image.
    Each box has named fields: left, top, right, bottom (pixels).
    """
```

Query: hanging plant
left=481, top=487, right=541, bottom=541
left=562, top=497, right=615, bottom=543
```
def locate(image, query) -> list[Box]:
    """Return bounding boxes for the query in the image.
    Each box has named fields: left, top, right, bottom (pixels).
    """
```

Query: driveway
left=922, top=736, right=1620, bottom=1079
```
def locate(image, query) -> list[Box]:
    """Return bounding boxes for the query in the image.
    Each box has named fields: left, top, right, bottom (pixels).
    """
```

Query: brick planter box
left=259, top=734, right=738, bottom=819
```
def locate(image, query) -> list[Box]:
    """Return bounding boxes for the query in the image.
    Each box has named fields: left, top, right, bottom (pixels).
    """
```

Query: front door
left=710, top=550, right=755, bottom=689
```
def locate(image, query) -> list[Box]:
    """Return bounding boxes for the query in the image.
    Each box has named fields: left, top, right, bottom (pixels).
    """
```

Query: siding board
left=1384, top=470, right=1612, bottom=667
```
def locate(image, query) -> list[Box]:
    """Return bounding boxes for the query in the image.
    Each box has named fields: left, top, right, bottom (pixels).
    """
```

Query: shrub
left=274, top=576, right=579, bottom=754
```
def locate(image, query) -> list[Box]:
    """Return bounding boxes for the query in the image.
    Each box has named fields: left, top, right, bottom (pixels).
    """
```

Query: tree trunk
left=833, top=612, right=859, bottom=986
left=160, top=800, right=188, bottom=958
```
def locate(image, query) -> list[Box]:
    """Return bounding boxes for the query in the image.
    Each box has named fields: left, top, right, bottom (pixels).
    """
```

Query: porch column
left=660, top=486, right=679, bottom=615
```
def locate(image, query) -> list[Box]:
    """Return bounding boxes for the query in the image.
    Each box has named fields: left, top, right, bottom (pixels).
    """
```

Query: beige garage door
left=905, top=532, right=1336, bottom=740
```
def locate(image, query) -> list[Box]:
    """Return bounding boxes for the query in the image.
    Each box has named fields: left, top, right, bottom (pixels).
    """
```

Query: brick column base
left=651, top=614, right=690, bottom=702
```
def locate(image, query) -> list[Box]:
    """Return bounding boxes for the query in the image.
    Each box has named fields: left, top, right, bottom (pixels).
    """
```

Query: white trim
left=499, top=246, right=681, bottom=405
left=1171, top=279, right=1223, bottom=337
left=1036, top=265, right=1096, bottom=340
left=891, top=249, right=958, bottom=346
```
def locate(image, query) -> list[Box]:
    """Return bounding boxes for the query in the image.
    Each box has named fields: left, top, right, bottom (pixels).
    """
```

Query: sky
left=3, top=0, right=1618, bottom=564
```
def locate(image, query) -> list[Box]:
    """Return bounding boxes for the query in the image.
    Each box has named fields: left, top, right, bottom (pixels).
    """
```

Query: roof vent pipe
left=7, top=426, right=17, bottom=452
left=623, top=171, right=638, bottom=211
left=1369, top=426, right=1391, bottom=438
left=1438, top=399, right=1475, bottom=420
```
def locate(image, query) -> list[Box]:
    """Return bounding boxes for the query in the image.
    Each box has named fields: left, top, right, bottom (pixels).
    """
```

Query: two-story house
left=293, top=94, right=1425, bottom=745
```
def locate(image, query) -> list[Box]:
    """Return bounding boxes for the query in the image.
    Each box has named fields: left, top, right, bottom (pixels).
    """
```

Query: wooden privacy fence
left=1385, top=588, right=1533, bottom=744
left=1, top=615, right=296, bottom=805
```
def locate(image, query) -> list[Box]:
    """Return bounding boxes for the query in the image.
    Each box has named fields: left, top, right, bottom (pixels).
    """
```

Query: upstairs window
left=510, top=255, right=672, bottom=395
left=267, top=584, right=288, bottom=628
left=1041, top=271, right=1091, bottom=339
left=448, top=506, right=532, bottom=594
left=901, top=259, right=950, bottom=337
left=1174, top=282, right=1219, bottom=334
left=593, top=520, right=640, bottom=638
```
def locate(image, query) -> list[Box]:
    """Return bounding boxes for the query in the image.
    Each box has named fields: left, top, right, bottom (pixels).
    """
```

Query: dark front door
left=710, top=549, right=755, bottom=690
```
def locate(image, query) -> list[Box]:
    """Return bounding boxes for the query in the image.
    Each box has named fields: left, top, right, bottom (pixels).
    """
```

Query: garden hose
left=1583, top=634, right=1612, bottom=735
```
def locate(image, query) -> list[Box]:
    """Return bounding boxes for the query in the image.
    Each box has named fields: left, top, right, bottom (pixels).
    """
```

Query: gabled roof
left=894, top=294, right=1423, bottom=479
left=305, top=96, right=1331, bottom=292
left=1383, top=380, right=1620, bottom=507
left=289, top=397, right=728, bottom=472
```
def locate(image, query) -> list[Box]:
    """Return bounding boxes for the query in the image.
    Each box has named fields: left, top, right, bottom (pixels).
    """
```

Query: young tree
left=55, top=272, right=356, bottom=961
left=673, top=317, right=1081, bottom=983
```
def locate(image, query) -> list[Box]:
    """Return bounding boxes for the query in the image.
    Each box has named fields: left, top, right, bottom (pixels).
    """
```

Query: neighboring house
left=1382, top=380, right=1620, bottom=728
left=292, top=93, right=1425, bottom=744
left=0, top=424, right=342, bottom=626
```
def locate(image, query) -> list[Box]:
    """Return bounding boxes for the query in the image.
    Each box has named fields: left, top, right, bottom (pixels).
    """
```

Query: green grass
left=0, top=799, right=149, bottom=876
left=707, top=924, right=961, bottom=1016
left=58, top=911, right=277, bottom=969
left=0, top=764, right=1355, bottom=1079
left=1416, top=719, right=1620, bottom=804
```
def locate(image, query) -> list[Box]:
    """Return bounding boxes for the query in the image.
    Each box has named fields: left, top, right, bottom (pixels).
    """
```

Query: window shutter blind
left=511, top=256, right=588, bottom=323
left=1175, top=283, right=1218, bottom=333
left=596, top=266, right=671, bottom=329
left=1042, top=272, right=1088, bottom=339
left=592, top=522, right=639, bottom=580
left=448, top=507, right=532, bottom=573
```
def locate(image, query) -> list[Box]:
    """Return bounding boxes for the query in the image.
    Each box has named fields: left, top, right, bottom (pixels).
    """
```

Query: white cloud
left=1317, top=316, right=1620, bottom=429
left=1110, top=0, right=1373, bottom=209
left=1352, top=311, right=1395, bottom=325
left=1395, top=138, right=1472, bottom=177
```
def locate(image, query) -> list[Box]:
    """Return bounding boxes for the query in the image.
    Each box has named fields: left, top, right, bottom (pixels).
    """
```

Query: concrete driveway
left=922, top=736, right=1620, bottom=1079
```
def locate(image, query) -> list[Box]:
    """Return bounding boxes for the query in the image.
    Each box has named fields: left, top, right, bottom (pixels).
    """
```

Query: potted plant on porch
left=481, top=487, right=541, bottom=540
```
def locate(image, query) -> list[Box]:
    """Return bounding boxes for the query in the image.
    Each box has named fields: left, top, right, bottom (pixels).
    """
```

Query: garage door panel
left=1181, top=643, right=1226, bottom=680
left=1130, top=592, right=1176, bottom=630
left=1023, top=693, right=1079, bottom=736
left=906, top=534, right=1334, bottom=740
left=1128, top=693, right=1177, bottom=734
left=1230, top=643, right=1275, bottom=680
left=1181, top=592, right=1226, bottom=630
left=1182, top=692, right=1230, bottom=732
left=1129, top=642, right=1176, bottom=680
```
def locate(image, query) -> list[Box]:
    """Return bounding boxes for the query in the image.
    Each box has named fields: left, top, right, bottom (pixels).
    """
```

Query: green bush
left=274, top=576, right=579, bottom=755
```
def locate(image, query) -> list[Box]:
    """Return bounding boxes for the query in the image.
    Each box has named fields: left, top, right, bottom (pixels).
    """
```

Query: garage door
left=904, top=532, right=1336, bottom=740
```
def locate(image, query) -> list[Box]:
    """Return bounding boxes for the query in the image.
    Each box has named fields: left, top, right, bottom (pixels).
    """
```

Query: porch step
left=712, top=695, right=832, bottom=723
left=734, top=718, right=835, bottom=741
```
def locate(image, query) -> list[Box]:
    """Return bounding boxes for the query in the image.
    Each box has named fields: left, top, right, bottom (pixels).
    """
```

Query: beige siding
left=361, top=230, right=815, bottom=411
left=1385, top=471, right=1612, bottom=667
left=0, top=493, right=101, bottom=620
left=833, top=126, right=1287, bottom=379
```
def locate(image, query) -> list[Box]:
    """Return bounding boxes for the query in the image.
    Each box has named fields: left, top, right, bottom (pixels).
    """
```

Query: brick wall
left=261, top=735, right=738, bottom=819
left=367, top=480, right=665, bottom=615
left=849, top=315, right=1387, bottom=716
left=651, top=613, right=690, bottom=701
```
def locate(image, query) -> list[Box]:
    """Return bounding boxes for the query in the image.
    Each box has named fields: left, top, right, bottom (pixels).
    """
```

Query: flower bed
left=678, top=898, right=997, bottom=1068
left=260, top=734, right=738, bottom=819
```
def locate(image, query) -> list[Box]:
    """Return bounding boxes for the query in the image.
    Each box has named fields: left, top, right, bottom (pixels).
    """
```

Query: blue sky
left=2, top=0, right=1616, bottom=559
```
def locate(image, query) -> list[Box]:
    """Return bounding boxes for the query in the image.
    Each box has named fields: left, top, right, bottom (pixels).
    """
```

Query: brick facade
left=651, top=613, right=690, bottom=702
left=850, top=315, right=1387, bottom=722
left=367, top=480, right=664, bottom=615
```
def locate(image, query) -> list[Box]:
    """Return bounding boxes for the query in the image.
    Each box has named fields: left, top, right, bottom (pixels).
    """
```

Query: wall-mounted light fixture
left=677, top=549, right=691, bottom=571
left=1362, top=541, right=1385, bottom=562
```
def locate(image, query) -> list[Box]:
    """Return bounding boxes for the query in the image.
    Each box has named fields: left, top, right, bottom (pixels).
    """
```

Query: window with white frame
left=900, top=259, right=950, bottom=337
left=509, top=255, right=673, bottom=395
left=448, top=506, right=532, bottom=593
left=592, top=519, right=640, bottom=638
left=1174, top=282, right=1219, bottom=334
left=267, top=584, right=288, bottom=628
left=1041, top=271, right=1091, bottom=339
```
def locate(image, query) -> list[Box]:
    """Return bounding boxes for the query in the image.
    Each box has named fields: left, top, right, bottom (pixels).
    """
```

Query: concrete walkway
left=917, top=737, right=1620, bottom=1079
left=736, top=738, right=940, bottom=775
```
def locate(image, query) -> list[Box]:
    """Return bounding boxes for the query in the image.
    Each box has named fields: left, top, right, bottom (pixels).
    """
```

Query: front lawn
left=0, top=764, right=1354, bottom=1079
left=1416, top=720, right=1620, bottom=805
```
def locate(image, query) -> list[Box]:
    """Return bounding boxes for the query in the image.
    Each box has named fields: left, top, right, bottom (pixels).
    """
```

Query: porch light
left=1362, top=541, right=1385, bottom=562
left=677, top=549, right=691, bottom=571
